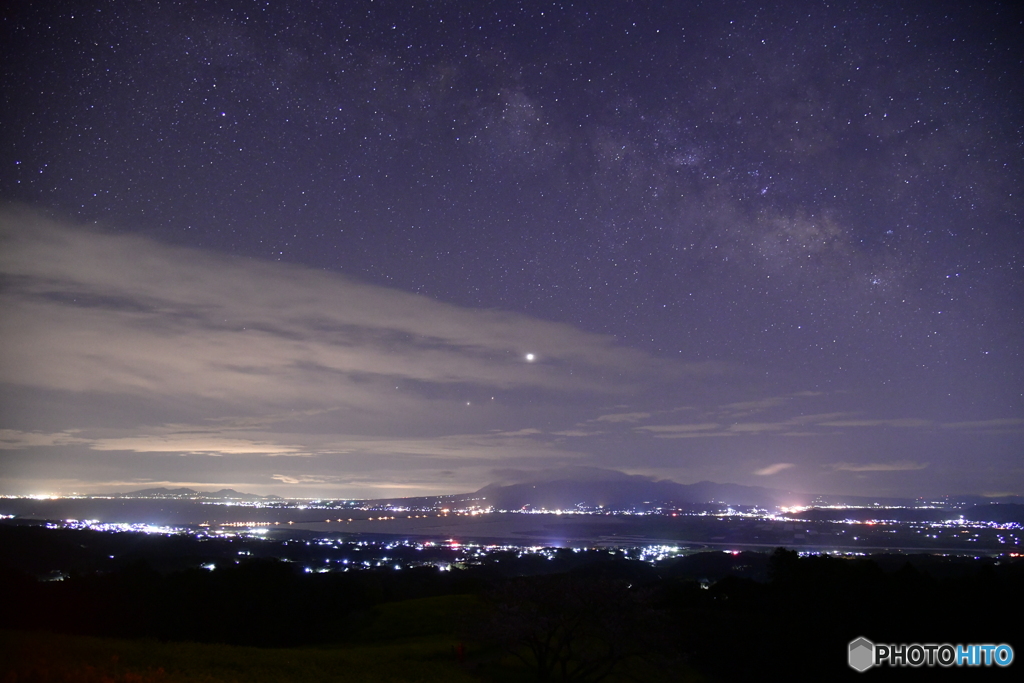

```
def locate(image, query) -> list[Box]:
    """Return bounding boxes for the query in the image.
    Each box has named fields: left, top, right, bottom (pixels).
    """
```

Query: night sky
left=1, top=0, right=1021, bottom=499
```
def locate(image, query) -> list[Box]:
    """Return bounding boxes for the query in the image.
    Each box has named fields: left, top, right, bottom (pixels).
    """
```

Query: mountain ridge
left=113, top=487, right=283, bottom=501
left=361, top=468, right=1024, bottom=510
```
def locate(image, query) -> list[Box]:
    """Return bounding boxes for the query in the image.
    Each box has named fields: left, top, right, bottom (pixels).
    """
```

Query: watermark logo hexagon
left=849, top=637, right=875, bottom=672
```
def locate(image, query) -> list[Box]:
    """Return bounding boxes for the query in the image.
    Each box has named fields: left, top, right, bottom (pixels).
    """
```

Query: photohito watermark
left=849, top=637, right=1014, bottom=672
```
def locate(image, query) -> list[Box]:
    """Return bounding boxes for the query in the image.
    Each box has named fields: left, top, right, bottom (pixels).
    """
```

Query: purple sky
left=1, top=1, right=1021, bottom=498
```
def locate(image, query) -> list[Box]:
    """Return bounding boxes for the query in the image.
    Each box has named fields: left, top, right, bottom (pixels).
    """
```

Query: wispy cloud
left=818, top=418, right=933, bottom=428
left=3, top=209, right=708, bottom=493
left=754, top=463, right=795, bottom=476
left=0, top=429, right=89, bottom=450
left=831, top=461, right=929, bottom=472
left=317, top=431, right=581, bottom=461
left=88, top=435, right=307, bottom=456
left=942, top=418, right=1024, bottom=431
left=0, top=427, right=306, bottom=456
left=0, top=209, right=694, bottom=414
left=629, top=402, right=1015, bottom=440
left=785, top=412, right=857, bottom=425
left=719, top=396, right=790, bottom=415
left=727, top=422, right=789, bottom=433
left=271, top=474, right=338, bottom=485
left=634, top=423, right=720, bottom=434
left=592, top=411, right=652, bottom=423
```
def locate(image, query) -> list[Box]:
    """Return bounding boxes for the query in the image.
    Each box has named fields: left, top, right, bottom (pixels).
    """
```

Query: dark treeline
left=2, top=524, right=1022, bottom=680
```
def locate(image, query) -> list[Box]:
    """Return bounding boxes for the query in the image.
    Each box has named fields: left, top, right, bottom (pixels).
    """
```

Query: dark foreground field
left=2, top=525, right=1022, bottom=681
left=2, top=594, right=500, bottom=683
left=0, top=593, right=703, bottom=683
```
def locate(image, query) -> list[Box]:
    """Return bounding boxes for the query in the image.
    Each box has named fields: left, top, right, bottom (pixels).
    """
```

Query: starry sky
left=1, top=0, right=1022, bottom=499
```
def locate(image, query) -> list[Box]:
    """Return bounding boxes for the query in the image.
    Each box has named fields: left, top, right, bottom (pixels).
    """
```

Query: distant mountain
left=467, top=478, right=808, bottom=511
left=115, top=487, right=282, bottom=501
left=354, top=467, right=1024, bottom=512
left=123, top=487, right=200, bottom=498
left=365, top=467, right=813, bottom=511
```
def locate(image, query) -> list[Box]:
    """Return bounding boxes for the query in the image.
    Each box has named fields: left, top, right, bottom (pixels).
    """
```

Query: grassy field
left=0, top=631, right=489, bottom=683
left=1, top=593, right=705, bottom=682
left=1, top=595, right=485, bottom=683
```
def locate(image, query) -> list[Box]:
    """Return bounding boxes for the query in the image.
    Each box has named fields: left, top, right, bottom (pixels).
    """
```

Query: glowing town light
left=525, top=353, right=535, bottom=362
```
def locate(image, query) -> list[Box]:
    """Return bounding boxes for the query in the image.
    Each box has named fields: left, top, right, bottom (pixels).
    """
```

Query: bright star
left=525, top=353, right=535, bottom=362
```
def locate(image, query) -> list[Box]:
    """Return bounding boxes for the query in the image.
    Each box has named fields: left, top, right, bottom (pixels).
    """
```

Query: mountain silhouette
left=116, top=487, right=282, bottom=501
left=367, top=467, right=812, bottom=510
